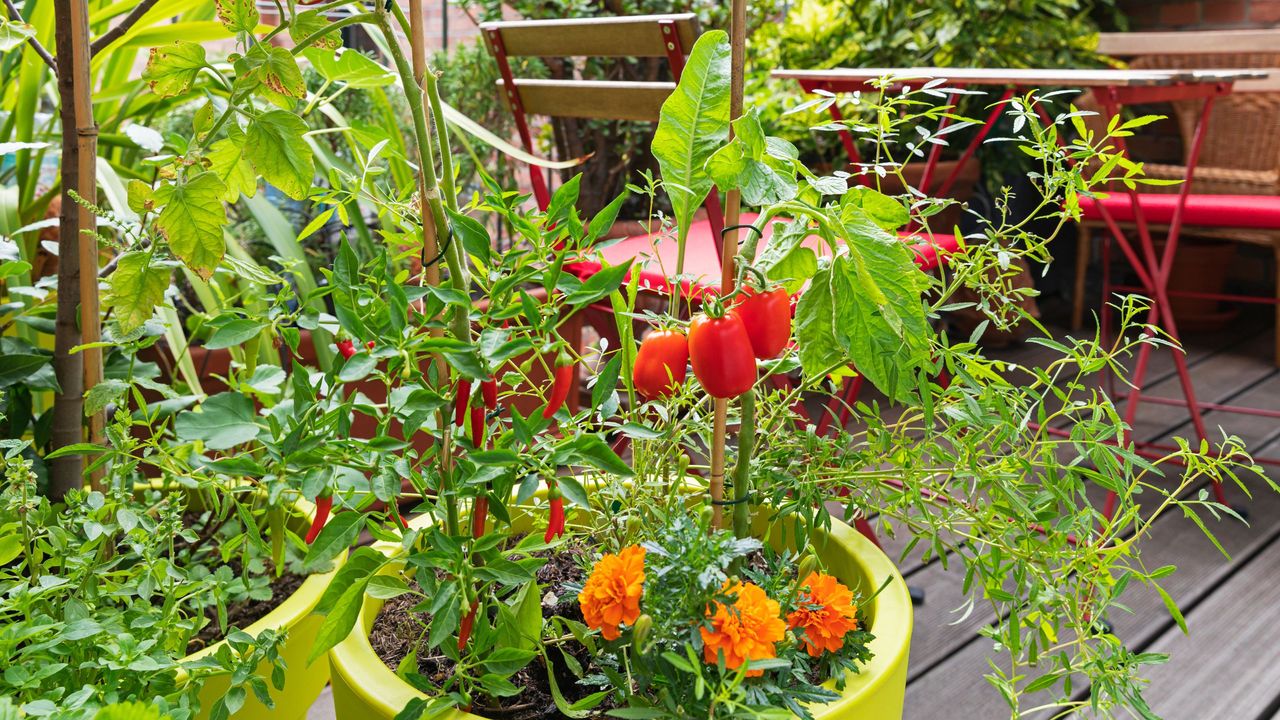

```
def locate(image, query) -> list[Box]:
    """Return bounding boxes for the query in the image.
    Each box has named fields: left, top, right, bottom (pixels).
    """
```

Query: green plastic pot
left=156, top=486, right=346, bottom=720
left=328, top=500, right=911, bottom=719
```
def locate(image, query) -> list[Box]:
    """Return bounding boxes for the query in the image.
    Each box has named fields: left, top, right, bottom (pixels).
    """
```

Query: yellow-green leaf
left=142, top=41, right=207, bottom=97
left=206, top=133, right=257, bottom=201
left=246, top=110, right=314, bottom=200
left=105, top=251, right=170, bottom=332
left=215, top=0, right=258, bottom=34
left=156, top=173, right=227, bottom=279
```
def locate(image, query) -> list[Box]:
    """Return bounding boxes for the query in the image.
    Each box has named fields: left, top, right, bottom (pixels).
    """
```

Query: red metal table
left=775, top=66, right=1271, bottom=514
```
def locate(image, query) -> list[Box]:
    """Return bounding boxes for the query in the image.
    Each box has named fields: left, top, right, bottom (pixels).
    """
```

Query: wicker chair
left=1072, top=49, right=1280, bottom=364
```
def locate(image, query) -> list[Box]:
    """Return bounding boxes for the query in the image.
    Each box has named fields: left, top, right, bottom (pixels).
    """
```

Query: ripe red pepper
left=304, top=492, right=333, bottom=544
left=366, top=340, right=376, bottom=350
left=335, top=339, right=357, bottom=360
left=457, top=601, right=478, bottom=651
left=470, top=406, right=485, bottom=447
left=471, top=495, right=489, bottom=538
left=454, top=379, right=471, bottom=427
left=542, top=353, right=574, bottom=419
left=544, top=485, right=566, bottom=542
left=688, top=308, right=757, bottom=398
left=633, top=329, right=689, bottom=400
left=481, top=378, right=498, bottom=410
left=735, top=286, right=792, bottom=359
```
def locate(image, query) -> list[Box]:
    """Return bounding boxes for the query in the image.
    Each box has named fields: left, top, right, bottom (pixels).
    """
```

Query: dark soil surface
left=176, top=512, right=307, bottom=654
left=370, top=540, right=612, bottom=719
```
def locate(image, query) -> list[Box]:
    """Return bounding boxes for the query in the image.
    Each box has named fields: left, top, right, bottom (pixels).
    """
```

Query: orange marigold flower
left=578, top=545, right=646, bottom=641
left=787, top=572, right=859, bottom=657
left=700, top=581, right=786, bottom=677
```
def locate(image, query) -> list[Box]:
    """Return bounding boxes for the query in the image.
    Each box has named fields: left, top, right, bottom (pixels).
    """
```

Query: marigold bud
left=632, top=613, right=653, bottom=651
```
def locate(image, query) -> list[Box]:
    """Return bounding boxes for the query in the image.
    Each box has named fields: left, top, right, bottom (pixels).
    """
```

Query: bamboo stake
left=709, top=0, right=748, bottom=532
left=49, top=0, right=100, bottom=499
left=73, top=0, right=103, bottom=490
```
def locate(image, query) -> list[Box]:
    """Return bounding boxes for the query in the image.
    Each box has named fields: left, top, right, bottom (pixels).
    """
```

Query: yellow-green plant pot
left=155, top=486, right=346, bottom=720
left=328, top=506, right=911, bottom=719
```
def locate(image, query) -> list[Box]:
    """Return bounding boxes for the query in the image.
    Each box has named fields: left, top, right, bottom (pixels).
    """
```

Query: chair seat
left=1079, top=193, right=1280, bottom=231
left=570, top=212, right=959, bottom=296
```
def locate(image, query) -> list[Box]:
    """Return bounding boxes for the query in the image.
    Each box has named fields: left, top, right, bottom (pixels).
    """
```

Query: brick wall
left=417, top=1, right=483, bottom=52
left=1120, top=0, right=1280, bottom=29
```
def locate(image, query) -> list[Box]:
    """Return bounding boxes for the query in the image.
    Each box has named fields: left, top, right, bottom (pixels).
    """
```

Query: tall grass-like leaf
left=652, top=30, right=731, bottom=266
left=240, top=193, right=333, bottom=369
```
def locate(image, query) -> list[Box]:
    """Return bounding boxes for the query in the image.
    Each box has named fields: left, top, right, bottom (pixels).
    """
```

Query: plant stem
left=731, top=389, right=755, bottom=538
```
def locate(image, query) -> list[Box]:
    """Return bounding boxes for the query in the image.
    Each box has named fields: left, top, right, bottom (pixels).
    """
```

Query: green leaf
left=104, top=252, right=169, bottom=333
left=0, top=18, right=35, bottom=52
left=706, top=110, right=798, bottom=206
left=793, top=208, right=931, bottom=401
left=1155, top=583, right=1188, bottom=635
left=366, top=575, right=409, bottom=600
left=845, top=186, right=910, bottom=232
left=303, top=47, right=393, bottom=87
left=309, top=577, right=371, bottom=664
left=0, top=353, right=49, bottom=388
left=562, top=434, right=632, bottom=477
left=156, top=172, right=228, bottom=279
left=447, top=208, right=491, bottom=267
left=84, top=379, right=128, bottom=417
left=483, top=647, right=537, bottom=675
left=246, top=111, right=315, bottom=200
left=563, top=259, right=631, bottom=308
left=204, top=319, right=267, bottom=350
left=215, top=0, right=258, bottom=34
left=653, top=31, right=731, bottom=240
left=207, top=133, right=257, bottom=201
left=142, top=41, right=207, bottom=97
left=174, top=392, right=259, bottom=450
left=303, top=511, right=365, bottom=573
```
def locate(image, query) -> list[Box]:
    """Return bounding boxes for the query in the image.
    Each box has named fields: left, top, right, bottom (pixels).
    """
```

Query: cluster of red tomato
left=633, top=286, right=791, bottom=401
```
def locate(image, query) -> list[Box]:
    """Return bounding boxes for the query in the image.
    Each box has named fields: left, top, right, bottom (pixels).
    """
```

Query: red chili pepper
left=544, top=485, right=566, bottom=542
left=454, top=379, right=471, bottom=427
left=735, top=286, right=792, bottom=360
left=633, top=329, right=689, bottom=400
left=366, top=340, right=376, bottom=350
left=542, top=353, right=574, bottom=419
left=304, top=493, right=333, bottom=545
left=471, top=495, right=489, bottom=538
left=457, top=601, right=479, bottom=651
left=470, top=406, right=485, bottom=447
left=688, top=308, right=757, bottom=398
left=481, top=378, right=498, bottom=410
left=336, top=339, right=357, bottom=360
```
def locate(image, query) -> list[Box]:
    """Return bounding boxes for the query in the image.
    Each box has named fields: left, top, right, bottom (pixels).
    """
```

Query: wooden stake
left=49, top=0, right=100, bottom=498
left=709, top=0, right=749, bottom=531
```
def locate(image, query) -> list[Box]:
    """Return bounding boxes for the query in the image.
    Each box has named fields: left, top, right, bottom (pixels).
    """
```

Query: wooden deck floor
left=895, top=319, right=1280, bottom=720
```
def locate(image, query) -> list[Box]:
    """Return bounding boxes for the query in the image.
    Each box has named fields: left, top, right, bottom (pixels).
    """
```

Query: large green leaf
left=206, top=133, right=257, bottom=201
left=303, top=47, right=391, bottom=88
left=255, top=45, right=306, bottom=98
left=793, top=207, right=931, bottom=402
left=706, top=109, right=799, bottom=206
left=141, top=40, right=207, bottom=97
left=246, top=110, right=314, bottom=200
left=290, top=10, right=341, bottom=51
left=106, top=252, right=170, bottom=333
left=156, top=172, right=228, bottom=279
left=652, top=30, right=731, bottom=242
left=174, top=392, right=259, bottom=450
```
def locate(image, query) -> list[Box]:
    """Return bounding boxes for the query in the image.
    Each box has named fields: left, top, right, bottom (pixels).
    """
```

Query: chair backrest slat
left=1097, top=29, right=1280, bottom=57
left=480, top=13, right=698, bottom=58
left=501, top=79, right=674, bottom=122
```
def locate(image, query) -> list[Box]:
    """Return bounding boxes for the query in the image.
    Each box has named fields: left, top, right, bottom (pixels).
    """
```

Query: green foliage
left=653, top=30, right=732, bottom=240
